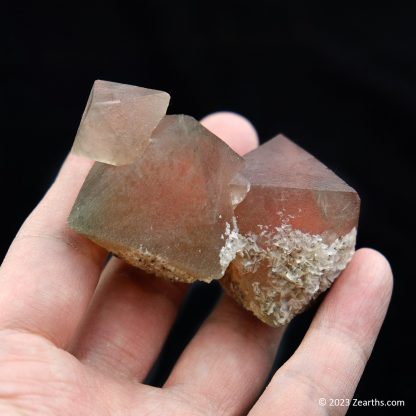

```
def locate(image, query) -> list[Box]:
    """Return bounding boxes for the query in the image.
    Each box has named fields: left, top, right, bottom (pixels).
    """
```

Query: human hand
left=0, top=113, right=392, bottom=415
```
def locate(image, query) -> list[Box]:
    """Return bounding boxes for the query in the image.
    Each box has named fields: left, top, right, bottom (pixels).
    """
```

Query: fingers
left=71, top=112, right=260, bottom=380
left=165, top=296, right=284, bottom=415
left=0, top=155, right=107, bottom=347
left=201, top=111, right=259, bottom=156
left=71, top=259, right=188, bottom=380
left=249, top=249, right=393, bottom=415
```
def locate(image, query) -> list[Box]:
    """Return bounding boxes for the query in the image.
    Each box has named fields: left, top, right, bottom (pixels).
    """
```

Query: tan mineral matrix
left=71, top=80, right=170, bottom=165
left=221, top=135, right=360, bottom=326
left=69, top=115, right=246, bottom=283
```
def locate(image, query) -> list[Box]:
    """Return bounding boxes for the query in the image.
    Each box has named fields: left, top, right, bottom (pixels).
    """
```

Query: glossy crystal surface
left=69, top=115, right=245, bottom=283
left=71, top=80, right=170, bottom=165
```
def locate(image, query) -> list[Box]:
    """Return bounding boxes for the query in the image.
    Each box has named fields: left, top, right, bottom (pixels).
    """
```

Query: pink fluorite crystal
left=221, top=135, right=360, bottom=326
left=69, top=115, right=246, bottom=283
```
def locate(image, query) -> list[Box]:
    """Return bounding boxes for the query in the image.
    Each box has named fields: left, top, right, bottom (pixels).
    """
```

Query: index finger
left=0, top=155, right=107, bottom=347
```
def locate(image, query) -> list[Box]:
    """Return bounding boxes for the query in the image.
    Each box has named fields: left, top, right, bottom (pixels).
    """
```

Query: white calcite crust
left=221, top=225, right=357, bottom=326
left=219, top=217, right=244, bottom=274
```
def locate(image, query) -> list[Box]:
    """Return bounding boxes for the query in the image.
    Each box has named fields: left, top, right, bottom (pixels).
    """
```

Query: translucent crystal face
left=221, top=135, right=360, bottom=326
left=236, top=135, right=360, bottom=239
left=69, top=115, right=245, bottom=283
left=71, top=80, right=170, bottom=166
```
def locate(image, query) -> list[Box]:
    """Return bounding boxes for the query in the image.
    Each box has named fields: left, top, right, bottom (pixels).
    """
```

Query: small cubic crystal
left=71, top=80, right=170, bottom=166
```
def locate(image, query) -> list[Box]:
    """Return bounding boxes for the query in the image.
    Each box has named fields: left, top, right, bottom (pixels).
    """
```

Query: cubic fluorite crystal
left=220, top=135, right=360, bottom=326
left=69, top=115, right=246, bottom=283
left=71, top=80, right=170, bottom=166
left=68, top=80, right=360, bottom=327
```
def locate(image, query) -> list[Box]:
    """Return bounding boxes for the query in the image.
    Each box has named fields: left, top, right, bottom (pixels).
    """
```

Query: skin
left=0, top=112, right=392, bottom=415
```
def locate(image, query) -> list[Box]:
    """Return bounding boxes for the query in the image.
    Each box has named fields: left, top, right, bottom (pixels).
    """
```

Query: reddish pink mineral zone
left=69, top=114, right=246, bottom=283
left=68, top=80, right=360, bottom=327
left=234, top=135, right=359, bottom=236
left=221, top=135, right=360, bottom=326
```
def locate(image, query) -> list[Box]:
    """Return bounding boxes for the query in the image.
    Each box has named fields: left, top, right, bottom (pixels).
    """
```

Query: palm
left=0, top=330, right=201, bottom=415
left=0, top=114, right=392, bottom=416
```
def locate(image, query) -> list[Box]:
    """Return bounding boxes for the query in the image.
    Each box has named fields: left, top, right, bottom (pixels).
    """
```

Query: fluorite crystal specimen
left=71, top=80, right=170, bottom=165
left=68, top=80, right=360, bottom=327
left=220, top=135, right=360, bottom=326
left=69, top=115, right=246, bottom=283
